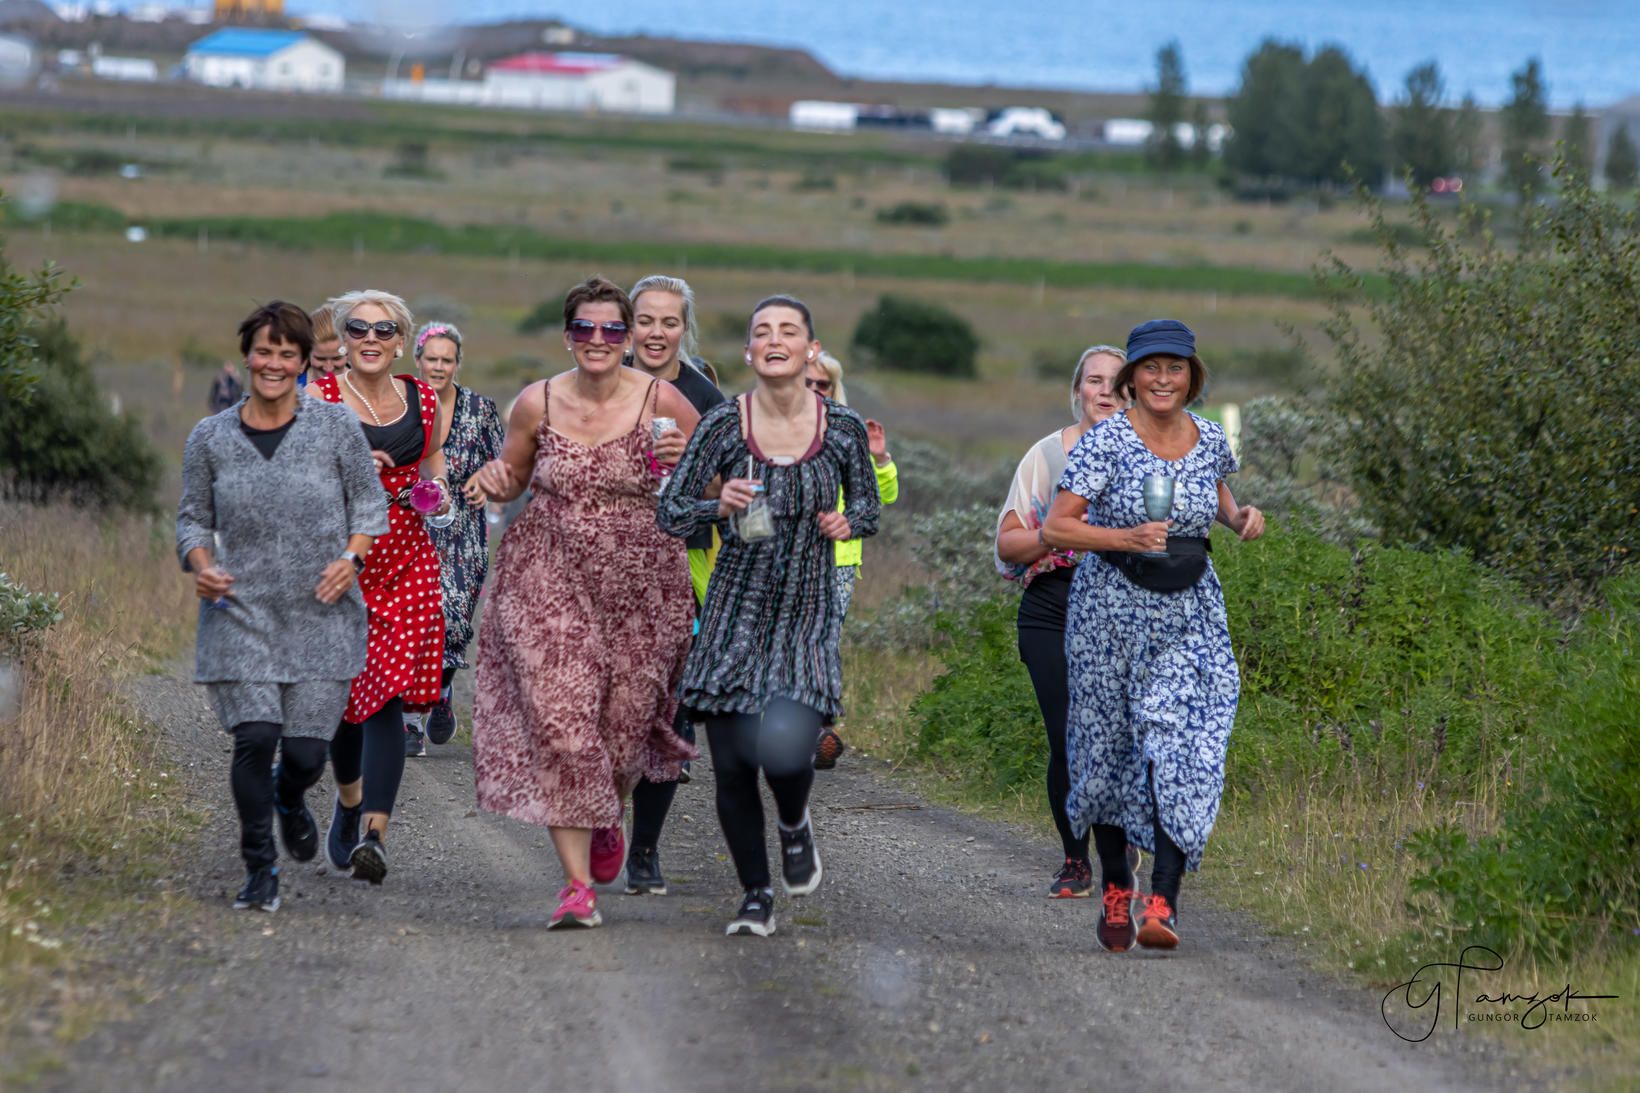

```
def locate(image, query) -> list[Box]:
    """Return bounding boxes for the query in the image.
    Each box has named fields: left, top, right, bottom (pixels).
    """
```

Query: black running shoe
left=1097, top=883, right=1138, bottom=953
left=350, top=829, right=388, bottom=886
left=624, top=844, right=667, bottom=895
left=1049, top=856, right=1094, bottom=899
left=233, top=865, right=281, bottom=912
left=327, top=796, right=362, bottom=870
left=273, top=778, right=318, bottom=863
left=426, top=692, right=457, bottom=745
left=404, top=722, right=427, bottom=758
left=725, top=887, right=775, bottom=937
left=778, top=818, right=823, bottom=897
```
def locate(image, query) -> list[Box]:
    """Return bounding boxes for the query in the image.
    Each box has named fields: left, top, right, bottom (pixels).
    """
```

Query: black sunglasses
left=804, top=377, right=832, bottom=394
left=344, top=319, right=401, bottom=340
left=568, top=319, right=630, bottom=344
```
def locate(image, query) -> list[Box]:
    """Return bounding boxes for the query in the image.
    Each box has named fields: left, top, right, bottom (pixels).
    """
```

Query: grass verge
left=0, top=502, right=195, bottom=1079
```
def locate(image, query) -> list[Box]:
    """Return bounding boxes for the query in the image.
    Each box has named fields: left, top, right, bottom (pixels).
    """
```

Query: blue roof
left=187, top=29, right=310, bottom=58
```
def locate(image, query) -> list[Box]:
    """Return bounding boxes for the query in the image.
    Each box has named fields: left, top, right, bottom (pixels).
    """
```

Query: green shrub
left=851, top=294, right=979, bottom=378
left=943, top=144, right=1017, bottom=186
left=0, top=571, right=61, bottom=657
left=0, top=321, right=162, bottom=510
left=874, top=201, right=949, bottom=227
left=791, top=171, right=837, bottom=191
left=516, top=300, right=559, bottom=335
left=0, top=233, right=71, bottom=400
left=1407, top=573, right=1639, bottom=959
left=1320, top=166, right=1640, bottom=600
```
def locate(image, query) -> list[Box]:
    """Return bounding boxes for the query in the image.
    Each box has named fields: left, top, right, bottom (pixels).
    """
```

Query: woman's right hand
left=195, top=564, right=233, bottom=602
left=370, top=449, right=394, bottom=472
left=1118, top=520, right=1173, bottom=554
left=472, top=459, right=518, bottom=500
left=716, top=477, right=761, bottom=518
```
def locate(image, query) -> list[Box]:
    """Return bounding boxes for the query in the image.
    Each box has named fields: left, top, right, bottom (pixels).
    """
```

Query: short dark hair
left=748, top=294, right=814, bottom=340
left=238, top=300, right=315, bottom=360
left=563, top=276, right=634, bottom=329
left=1114, top=353, right=1207, bottom=406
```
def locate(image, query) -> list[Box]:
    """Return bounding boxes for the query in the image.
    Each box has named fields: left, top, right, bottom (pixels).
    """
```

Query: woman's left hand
left=866, top=419, right=890, bottom=464
left=652, top=426, right=687, bottom=465
left=817, top=511, right=852, bottom=541
left=315, top=558, right=356, bottom=604
left=1229, top=504, right=1266, bottom=541
left=461, top=477, right=487, bottom=507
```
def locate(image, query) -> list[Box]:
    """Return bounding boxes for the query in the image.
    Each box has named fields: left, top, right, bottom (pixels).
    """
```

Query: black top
left=670, top=360, right=727, bottom=552
left=361, top=379, right=426, bottom=468
left=239, top=417, right=296, bottom=460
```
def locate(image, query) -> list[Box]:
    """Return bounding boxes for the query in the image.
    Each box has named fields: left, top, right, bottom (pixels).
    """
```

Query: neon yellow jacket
left=835, top=458, right=898, bottom=567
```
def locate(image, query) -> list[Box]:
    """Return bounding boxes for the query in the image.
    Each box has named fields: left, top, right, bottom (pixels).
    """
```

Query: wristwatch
left=342, top=550, right=365, bottom=573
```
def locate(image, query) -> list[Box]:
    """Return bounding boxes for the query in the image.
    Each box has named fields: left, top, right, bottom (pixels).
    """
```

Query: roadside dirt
left=39, top=668, right=1518, bottom=1092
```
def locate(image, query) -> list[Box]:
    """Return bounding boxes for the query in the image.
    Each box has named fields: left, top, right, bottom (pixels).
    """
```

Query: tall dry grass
left=0, top=501, right=194, bottom=1052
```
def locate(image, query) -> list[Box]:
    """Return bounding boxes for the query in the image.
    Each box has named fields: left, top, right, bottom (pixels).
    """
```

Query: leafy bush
left=0, top=321, right=162, bottom=510
left=516, top=300, right=559, bottom=335
left=791, top=171, right=837, bottom=191
left=1407, top=573, right=1639, bottom=959
left=1320, top=167, right=1640, bottom=600
left=943, top=144, right=1017, bottom=186
left=850, top=504, right=1001, bottom=650
left=874, top=201, right=949, bottom=227
left=382, top=140, right=445, bottom=181
left=0, top=234, right=72, bottom=400
left=1234, top=395, right=1378, bottom=544
left=0, top=571, right=61, bottom=657
left=851, top=294, right=979, bottom=378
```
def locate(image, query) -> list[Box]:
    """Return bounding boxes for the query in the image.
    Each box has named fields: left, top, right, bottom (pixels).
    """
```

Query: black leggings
left=329, top=697, right=406, bottom=816
left=1090, top=762, right=1187, bottom=909
left=630, top=709, right=694, bottom=850
left=230, top=721, right=329, bottom=870
left=704, top=699, right=821, bottom=891
left=1017, top=569, right=1088, bottom=861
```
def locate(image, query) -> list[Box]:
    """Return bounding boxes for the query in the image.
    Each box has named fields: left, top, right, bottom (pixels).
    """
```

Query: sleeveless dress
left=315, top=372, right=446, bottom=722
left=473, top=378, right=696, bottom=830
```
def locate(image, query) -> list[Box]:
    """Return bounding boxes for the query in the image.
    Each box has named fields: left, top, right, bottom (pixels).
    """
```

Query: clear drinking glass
left=208, top=530, right=232, bottom=609
left=1140, top=473, right=1174, bottom=557
left=651, top=416, right=677, bottom=494
left=410, top=479, right=456, bottom=529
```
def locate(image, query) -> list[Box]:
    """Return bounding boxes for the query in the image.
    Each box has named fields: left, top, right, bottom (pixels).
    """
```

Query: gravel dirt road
left=44, top=669, right=1511, bottom=1092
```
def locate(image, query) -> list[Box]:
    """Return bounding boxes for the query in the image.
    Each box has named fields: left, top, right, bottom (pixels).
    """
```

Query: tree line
left=1146, top=39, right=1639, bottom=198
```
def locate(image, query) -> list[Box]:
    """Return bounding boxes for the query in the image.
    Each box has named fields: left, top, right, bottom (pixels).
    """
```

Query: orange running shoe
left=1136, top=893, right=1179, bottom=950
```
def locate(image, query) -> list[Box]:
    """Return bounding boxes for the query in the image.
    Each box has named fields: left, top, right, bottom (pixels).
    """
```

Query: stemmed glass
left=1140, top=473, right=1174, bottom=557
left=208, top=530, right=232, bottom=609
left=409, top=479, right=456, bottom=529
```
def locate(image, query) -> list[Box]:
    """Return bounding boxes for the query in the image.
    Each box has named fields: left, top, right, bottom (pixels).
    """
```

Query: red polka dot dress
left=316, top=373, right=446, bottom=722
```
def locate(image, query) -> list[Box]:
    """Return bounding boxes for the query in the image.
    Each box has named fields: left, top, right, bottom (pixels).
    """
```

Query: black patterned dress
left=657, top=394, right=881, bottom=719
left=427, top=385, right=504, bottom=670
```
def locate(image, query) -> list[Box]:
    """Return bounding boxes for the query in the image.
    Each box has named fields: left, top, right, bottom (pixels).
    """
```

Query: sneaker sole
left=547, top=910, right=602, bottom=929
left=1049, top=885, right=1093, bottom=899
left=624, top=881, right=668, bottom=896
left=1137, top=920, right=1179, bottom=949
left=232, top=895, right=281, bottom=913
left=725, top=917, right=775, bottom=937
left=350, top=844, right=387, bottom=886
left=781, top=847, right=823, bottom=898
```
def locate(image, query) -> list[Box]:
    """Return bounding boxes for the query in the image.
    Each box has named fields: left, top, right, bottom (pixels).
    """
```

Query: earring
left=394, top=347, right=403, bottom=359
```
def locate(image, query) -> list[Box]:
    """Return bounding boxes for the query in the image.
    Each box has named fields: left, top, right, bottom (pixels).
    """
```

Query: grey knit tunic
left=176, top=397, right=389, bottom=686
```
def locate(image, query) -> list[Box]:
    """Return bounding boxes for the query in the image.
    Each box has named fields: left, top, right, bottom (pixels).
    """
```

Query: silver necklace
left=344, top=372, right=406, bottom=427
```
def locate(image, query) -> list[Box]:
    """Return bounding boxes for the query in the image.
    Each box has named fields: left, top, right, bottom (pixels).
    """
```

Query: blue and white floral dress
left=1057, top=410, right=1240, bottom=871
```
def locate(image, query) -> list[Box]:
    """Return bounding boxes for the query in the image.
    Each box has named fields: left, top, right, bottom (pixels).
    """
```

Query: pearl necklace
left=344, top=372, right=406, bottom=427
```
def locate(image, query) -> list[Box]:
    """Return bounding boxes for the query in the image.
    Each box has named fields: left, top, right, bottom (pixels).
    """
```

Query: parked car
left=986, top=107, right=1066, bottom=141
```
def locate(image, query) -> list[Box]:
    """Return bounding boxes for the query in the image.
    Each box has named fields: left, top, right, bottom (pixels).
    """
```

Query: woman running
left=177, top=301, right=385, bottom=911
left=658, top=295, right=881, bottom=938
left=311, top=289, right=450, bottom=885
left=405, top=320, right=504, bottom=756
left=471, top=276, right=700, bottom=930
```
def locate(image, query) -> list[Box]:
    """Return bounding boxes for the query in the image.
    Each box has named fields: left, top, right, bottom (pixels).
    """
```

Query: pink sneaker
left=548, top=880, right=601, bottom=929
left=590, top=825, right=626, bottom=885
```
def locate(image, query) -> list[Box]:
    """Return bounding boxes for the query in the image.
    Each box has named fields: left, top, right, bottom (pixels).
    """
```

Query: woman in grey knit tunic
left=657, top=295, right=880, bottom=938
left=177, top=302, right=387, bottom=912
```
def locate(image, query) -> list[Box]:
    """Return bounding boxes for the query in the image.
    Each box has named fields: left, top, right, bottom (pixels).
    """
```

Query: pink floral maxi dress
left=473, top=380, right=695, bottom=829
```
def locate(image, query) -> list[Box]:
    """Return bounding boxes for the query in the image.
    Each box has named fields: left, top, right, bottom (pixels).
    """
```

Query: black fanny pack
left=1100, top=536, right=1211, bottom=593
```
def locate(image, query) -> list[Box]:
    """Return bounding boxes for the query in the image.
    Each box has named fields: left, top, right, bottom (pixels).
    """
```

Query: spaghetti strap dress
left=314, top=372, right=446, bottom=722
left=473, top=378, right=696, bottom=830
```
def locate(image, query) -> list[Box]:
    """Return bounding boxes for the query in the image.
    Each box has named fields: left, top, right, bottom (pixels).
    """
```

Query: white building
left=184, top=28, right=343, bottom=93
left=482, top=52, right=673, bottom=115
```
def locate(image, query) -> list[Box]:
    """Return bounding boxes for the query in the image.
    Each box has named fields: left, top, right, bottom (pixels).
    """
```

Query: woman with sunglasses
left=310, top=289, right=450, bottom=885
left=801, top=351, right=897, bottom=770
left=658, top=295, right=881, bottom=938
left=403, top=320, right=504, bottom=757
left=471, top=276, right=700, bottom=930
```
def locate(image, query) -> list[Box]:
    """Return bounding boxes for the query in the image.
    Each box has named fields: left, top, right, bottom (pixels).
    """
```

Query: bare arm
left=651, top=382, right=703, bottom=464
left=472, top=381, right=545, bottom=503
left=1042, top=490, right=1171, bottom=554
left=996, top=510, right=1052, bottom=566
left=1214, top=480, right=1265, bottom=541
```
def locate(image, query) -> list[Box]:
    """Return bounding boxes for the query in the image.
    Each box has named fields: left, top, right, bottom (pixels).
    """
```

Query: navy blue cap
left=1125, top=319, right=1197, bottom=365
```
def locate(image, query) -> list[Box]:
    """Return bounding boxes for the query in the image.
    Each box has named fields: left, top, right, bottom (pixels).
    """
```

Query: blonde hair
left=1070, top=344, right=1127, bottom=419
left=630, top=274, right=701, bottom=363
left=309, top=304, right=337, bottom=344
left=814, top=351, right=847, bottom=406
left=328, top=290, right=413, bottom=342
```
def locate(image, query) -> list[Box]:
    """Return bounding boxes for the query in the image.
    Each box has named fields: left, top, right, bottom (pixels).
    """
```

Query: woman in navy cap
left=1043, top=319, right=1263, bottom=952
